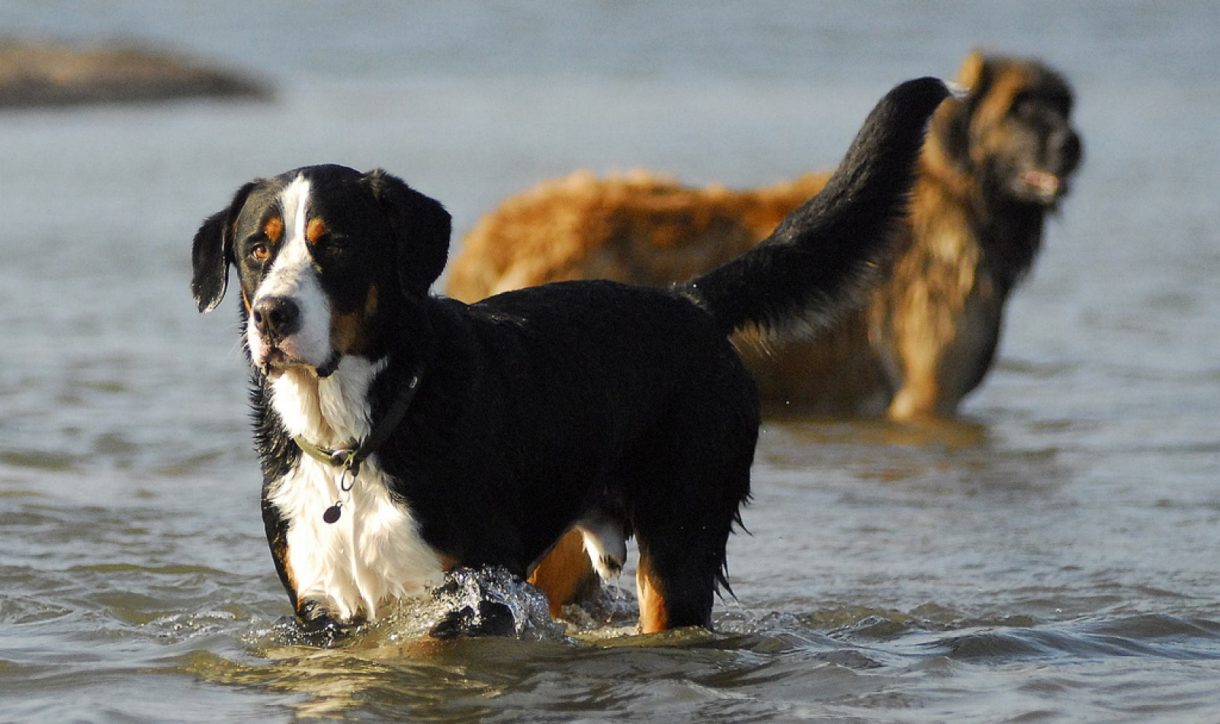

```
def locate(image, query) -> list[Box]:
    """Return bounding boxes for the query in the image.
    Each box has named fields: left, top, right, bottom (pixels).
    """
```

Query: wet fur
left=192, top=79, right=950, bottom=632
left=447, top=52, right=1082, bottom=419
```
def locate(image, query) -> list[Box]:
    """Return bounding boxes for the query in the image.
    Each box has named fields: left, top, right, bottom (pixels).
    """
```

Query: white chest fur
left=264, top=358, right=444, bottom=621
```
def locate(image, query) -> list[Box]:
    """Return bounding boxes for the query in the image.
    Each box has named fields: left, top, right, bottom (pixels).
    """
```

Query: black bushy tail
left=683, top=77, right=954, bottom=335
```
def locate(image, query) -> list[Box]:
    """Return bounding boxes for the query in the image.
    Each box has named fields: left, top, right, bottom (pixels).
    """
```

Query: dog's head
left=191, top=165, right=451, bottom=377
left=931, top=51, right=1083, bottom=207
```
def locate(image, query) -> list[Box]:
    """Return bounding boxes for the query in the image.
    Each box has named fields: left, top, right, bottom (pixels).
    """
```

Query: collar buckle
left=329, top=447, right=357, bottom=468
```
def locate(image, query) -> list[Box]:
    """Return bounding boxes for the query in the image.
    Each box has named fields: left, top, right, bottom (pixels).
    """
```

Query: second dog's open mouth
left=1020, top=169, right=1066, bottom=202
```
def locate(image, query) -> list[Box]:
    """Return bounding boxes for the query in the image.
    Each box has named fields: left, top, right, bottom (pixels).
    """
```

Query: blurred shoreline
left=0, top=39, right=270, bottom=109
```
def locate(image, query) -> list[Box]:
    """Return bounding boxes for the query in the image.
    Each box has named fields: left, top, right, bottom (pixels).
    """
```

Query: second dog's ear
left=191, top=182, right=257, bottom=313
left=935, top=50, right=991, bottom=170
left=956, top=49, right=990, bottom=98
left=362, top=169, right=452, bottom=298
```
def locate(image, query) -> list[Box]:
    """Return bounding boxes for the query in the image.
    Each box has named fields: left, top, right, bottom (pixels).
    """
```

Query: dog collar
left=292, top=365, right=424, bottom=524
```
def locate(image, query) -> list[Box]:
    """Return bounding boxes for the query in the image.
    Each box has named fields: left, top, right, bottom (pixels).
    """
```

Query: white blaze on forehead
left=246, top=174, right=333, bottom=368
left=279, top=173, right=312, bottom=248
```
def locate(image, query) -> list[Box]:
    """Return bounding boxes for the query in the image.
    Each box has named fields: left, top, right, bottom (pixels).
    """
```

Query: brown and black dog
left=447, top=51, right=1082, bottom=421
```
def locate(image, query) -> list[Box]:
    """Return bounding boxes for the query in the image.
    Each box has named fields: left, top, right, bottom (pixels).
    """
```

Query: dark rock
left=0, top=39, right=271, bottom=109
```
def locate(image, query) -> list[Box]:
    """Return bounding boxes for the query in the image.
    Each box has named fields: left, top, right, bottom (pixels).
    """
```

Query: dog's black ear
left=362, top=169, right=452, bottom=298
left=191, top=181, right=257, bottom=313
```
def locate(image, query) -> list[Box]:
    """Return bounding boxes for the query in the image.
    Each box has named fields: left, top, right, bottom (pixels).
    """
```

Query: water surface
left=1, top=2, right=1218, bottom=720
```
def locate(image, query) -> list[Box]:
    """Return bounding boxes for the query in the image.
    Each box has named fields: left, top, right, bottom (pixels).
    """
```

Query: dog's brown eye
left=249, top=243, right=270, bottom=263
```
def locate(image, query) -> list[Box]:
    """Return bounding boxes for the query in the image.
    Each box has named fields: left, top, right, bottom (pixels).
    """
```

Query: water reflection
left=176, top=601, right=1220, bottom=721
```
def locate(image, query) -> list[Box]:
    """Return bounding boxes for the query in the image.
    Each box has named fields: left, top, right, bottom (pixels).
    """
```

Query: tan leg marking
left=528, top=530, right=599, bottom=617
left=635, top=554, right=670, bottom=634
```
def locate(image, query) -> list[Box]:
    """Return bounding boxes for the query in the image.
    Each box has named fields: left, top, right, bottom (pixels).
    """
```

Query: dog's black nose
left=1056, top=128, right=1083, bottom=173
left=252, top=296, right=301, bottom=341
left=1054, top=130, right=1083, bottom=172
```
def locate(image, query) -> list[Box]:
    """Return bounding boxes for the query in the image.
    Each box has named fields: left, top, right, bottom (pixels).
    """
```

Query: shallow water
left=2, top=1, right=1219, bottom=721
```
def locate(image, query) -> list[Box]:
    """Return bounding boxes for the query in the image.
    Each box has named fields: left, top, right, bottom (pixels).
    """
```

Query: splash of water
left=299, top=565, right=571, bottom=644
left=421, top=566, right=565, bottom=640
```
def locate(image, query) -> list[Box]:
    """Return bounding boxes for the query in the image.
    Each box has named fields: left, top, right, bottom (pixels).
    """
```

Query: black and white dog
left=191, top=78, right=951, bottom=634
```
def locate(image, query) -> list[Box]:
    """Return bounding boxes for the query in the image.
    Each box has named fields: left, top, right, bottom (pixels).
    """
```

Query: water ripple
left=914, top=614, right=1220, bottom=663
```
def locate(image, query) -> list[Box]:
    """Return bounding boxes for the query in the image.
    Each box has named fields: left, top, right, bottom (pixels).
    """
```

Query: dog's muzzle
left=249, top=295, right=338, bottom=377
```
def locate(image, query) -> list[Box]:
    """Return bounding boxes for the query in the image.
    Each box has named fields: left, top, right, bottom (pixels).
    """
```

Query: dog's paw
left=274, top=603, right=361, bottom=646
left=291, top=598, right=361, bottom=644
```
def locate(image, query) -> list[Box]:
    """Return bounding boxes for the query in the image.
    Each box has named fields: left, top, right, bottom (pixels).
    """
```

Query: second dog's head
left=191, top=165, right=451, bottom=377
left=932, top=51, right=1083, bottom=208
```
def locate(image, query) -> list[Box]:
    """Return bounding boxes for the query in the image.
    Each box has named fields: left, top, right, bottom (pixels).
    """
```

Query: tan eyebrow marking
left=306, top=217, right=328, bottom=245
left=263, top=215, right=284, bottom=243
